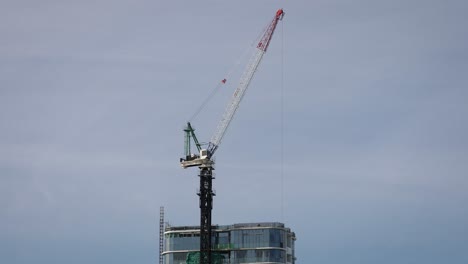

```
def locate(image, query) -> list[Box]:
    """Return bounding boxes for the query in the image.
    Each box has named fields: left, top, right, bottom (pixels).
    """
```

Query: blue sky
left=1, top=0, right=468, bottom=263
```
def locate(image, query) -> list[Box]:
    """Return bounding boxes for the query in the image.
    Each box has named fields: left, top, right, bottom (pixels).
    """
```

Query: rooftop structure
left=163, top=222, right=296, bottom=264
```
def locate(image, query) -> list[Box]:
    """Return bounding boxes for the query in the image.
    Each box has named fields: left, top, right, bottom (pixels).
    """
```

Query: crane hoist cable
left=188, top=80, right=224, bottom=124
left=188, top=30, right=265, bottom=124
left=280, top=17, right=285, bottom=222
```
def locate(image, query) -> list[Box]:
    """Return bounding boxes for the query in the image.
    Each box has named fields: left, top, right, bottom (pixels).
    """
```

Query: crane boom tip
left=276, top=9, right=284, bottom=18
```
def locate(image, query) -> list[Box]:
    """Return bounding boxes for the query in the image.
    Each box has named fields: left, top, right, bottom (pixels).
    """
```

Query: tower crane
left=179, top=9, right=284, bottom=264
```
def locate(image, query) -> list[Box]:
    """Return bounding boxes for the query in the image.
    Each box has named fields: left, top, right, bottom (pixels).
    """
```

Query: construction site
left=159, top=8, right=295, bottom=264
left=3, top=1, right=467, bottom=264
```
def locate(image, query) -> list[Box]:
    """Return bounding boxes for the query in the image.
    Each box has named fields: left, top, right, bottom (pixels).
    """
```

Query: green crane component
left=186, top=252, right=225, bottom=264
left=184, top=122, right=202, bottom=158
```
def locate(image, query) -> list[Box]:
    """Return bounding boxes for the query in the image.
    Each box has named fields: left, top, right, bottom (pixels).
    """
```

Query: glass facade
left=163, top=222, right=296, bottom=264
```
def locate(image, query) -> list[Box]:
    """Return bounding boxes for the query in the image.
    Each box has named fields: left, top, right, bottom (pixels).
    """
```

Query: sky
left=1, top=0, right=468, bottom=263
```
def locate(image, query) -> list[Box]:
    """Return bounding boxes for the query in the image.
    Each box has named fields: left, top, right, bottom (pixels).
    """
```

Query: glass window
left=166, top=233, right=200, bottom=251
left=166, top=252, right=188, bottom=264
left=215, top=232, right=230, bottom=249
left=230, top=249, right=285, bottom=263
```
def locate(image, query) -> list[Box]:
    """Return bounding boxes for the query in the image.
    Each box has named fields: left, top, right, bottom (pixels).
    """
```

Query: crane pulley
left=181, top=9, right=284, bottom=168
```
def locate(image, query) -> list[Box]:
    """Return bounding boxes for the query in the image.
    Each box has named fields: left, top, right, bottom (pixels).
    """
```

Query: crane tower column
left=198, top=164, right=215, bottom=264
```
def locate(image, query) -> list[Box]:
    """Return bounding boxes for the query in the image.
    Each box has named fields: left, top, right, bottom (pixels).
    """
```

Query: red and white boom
left=206, top=9, right=285, bottom=156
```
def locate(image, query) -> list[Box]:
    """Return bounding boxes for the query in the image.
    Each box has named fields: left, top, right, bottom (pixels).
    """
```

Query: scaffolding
left=159, top=206, right=164, bottom=264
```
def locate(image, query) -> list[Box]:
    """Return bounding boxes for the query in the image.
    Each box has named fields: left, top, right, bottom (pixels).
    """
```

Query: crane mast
left=180, top=9, right=284, bottom=264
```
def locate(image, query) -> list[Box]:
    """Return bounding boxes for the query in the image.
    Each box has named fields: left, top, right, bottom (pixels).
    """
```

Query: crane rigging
left=179, top=9, right=284, bottom=264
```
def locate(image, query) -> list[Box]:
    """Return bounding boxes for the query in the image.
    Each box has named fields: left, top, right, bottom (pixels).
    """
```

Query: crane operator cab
left=200, top=149, right=208, bottom=159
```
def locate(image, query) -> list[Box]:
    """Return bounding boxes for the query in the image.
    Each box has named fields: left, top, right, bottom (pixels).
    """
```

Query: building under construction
left=162, top=222, right=296, bottom=264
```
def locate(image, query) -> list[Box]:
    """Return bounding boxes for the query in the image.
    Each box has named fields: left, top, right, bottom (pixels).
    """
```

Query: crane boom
left=207, top=9, right=284, bottom=156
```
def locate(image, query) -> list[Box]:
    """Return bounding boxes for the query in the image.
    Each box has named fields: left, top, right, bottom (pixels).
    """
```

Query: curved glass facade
left=231, top=228, right=285, bottom=248
left=163, top=222, right=296, bottom=264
